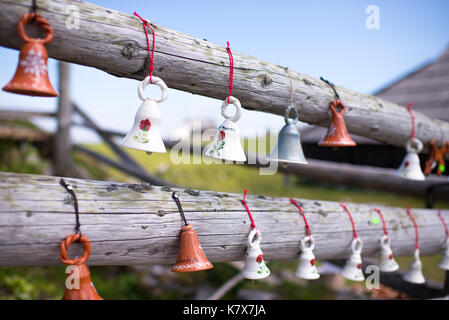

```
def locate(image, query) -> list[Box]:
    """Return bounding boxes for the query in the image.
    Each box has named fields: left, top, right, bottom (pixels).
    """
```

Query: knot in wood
left=261, top=73, right=272, bottom=88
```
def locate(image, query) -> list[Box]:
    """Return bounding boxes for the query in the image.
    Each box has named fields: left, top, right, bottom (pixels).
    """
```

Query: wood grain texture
left=0, top=172, right=447, bottom=267
left=0, top=0, right=448, bottom=148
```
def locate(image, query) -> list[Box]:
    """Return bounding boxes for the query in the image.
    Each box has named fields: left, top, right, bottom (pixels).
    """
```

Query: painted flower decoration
left=256, top=254, right=263, bottom=264
left=388, top=253, right=393, bottom=260
left=356, top=263, right=362, bottom=269
left=139, top=119, right=151, bottom=132
left=310, top=259, right=315, bottom=266
left=219, top=130, right=226, bottom=140
left=404, top=161, right=409, bottom=168
left=20, top=49, right=47, bottom=77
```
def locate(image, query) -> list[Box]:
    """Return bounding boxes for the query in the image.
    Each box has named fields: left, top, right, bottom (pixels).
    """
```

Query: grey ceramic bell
left=267, top=105, right=307, bottom=164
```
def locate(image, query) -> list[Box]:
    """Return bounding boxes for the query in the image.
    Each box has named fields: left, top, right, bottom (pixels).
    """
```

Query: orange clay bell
left=59, top=233, right=103, bottom=300
left=319, top=100, right=356, bottom=147
left=2, top=13, right=58, bottom=97
left=172, top=224, right=213, bottom=272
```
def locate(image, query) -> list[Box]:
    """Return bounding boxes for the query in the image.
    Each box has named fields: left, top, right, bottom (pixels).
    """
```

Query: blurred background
left=0, top=0, right=448, bottom=300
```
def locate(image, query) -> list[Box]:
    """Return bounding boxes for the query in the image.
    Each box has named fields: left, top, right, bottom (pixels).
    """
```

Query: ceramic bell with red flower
left=378, top=235, right=399, bottom=272
left=341, top=238, right=365, bottom=282
left=203, top=96, right=246, bottom=162
left=295, top=235, right=320, bottom=280
left=241, top=228, right=270, bottom=280
left=122, top=76, right=168, bottom=154
left=396, top=138, right=425, bottom=181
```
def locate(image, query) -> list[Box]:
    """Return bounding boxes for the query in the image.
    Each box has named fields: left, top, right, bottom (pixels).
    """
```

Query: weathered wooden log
left=0, top=0, right=447, bottom=148
left=0, top=172, right=447, bottom=267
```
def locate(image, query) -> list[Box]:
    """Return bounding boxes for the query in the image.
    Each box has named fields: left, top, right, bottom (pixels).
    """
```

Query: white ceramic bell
left=396, top=138, right=425, bottom=181
left=121, top=76, right=168, bottom=154
left=241, top=228, right=270, bottom=280
left=438, top=238, right=449, bottom=270
left=403, top=249, right=425, bottom=284
left=295, top=235, right=320, bottom=280
left=203, top=96, right=246, bottom=162
left=378, top=235, right=399, bottom=272
left=341, top=238, right=365, bottom=282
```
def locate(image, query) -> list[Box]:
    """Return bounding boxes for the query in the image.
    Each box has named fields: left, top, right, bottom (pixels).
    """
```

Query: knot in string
left=406, top=206, right=419, bottom=250
left=241, top=190, right=256, bottom=229
left=60, top=178, right=81, bottom=235
left=373, top=208, right=389, bottom=236
left=340, top=203, right=358, bottom=239
left=134, top=11, right=156, bottom=84
left=290, top=198, right=311, bottom=237
left=226, top=41, right=234, bottom=103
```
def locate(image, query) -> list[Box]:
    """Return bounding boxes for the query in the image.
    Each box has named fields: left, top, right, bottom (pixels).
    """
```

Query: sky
left=0, top=0, right=448, bottom=143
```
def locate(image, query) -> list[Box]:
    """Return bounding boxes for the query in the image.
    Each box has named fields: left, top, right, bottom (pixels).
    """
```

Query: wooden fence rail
left=0, top=0, right=448, bottom=148
left=0, top=172, right=448, bottom=267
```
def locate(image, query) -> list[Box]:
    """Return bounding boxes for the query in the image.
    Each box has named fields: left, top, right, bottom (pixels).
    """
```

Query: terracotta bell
left=3, top=13, right=58, bottom=97
left=378, top=235, right=399, bottom=272
left=396, top=138, right=425, bottom=181
left=267, top=105, right=307, bottom=164
left=121, top=76, right=168, bottom=154
left=403, top=249, right=425, bottom=284
left=341, top=238, right=365, bottom=282
left=295, top=235, right=320, bottom=280
left=60, top=233, right=103, bottom=300
left=241, top=228, right=270, bottom=280
left=319, top=100, right=356, bottom=147
left=203, top=96, right=246, bottom=162
left=172, top=224, right=213, bottom=272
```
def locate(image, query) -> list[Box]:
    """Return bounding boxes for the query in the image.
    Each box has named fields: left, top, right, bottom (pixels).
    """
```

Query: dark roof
left=375, top=45, right=449, bottom=121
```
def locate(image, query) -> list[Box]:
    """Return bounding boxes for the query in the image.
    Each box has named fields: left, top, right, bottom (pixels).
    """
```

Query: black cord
left=31, top=0, right=38, bottom=20
left=320, top=76, right=340, bottom=101
left=60, top=178, right=81, bottom=234
left=172, top=192, right=188, bottom=226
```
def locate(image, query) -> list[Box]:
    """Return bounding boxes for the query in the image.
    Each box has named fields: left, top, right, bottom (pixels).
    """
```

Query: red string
left=340, top=203, right=358, bottom=239
left=406, top=206, right=419, bottom=249
left=373, top=208, right=389, bottom=236
left=241, top=190, right=256, bottom=229
left=437, top=209, right=449, bottom=238
left=226, top=41, right=234, bottom=103
left=290, top=198, right=312, bottom=237
left=134, top=11, right=155, bottom=84
left=407, top=102, right=415, bottom=139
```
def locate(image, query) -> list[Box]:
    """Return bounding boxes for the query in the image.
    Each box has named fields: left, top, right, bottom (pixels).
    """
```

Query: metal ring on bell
left=284, top=105, right=299, bottom=125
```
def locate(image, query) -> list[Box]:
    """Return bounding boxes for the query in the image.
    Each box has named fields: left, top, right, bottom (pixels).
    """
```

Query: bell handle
left=351, top=237, right=363, bottom=253
left=329, top=100, right=346, bottom=115
left=221, top=96, right=242, bottom=122
left=284, top=105, right=299, bottom=125
left=247, top=228, right=261, bottom=248
left=59, top=233, right=91, bottom=266
left=138, top=76, right=169, bottom=103
left=413, top=248, right=420, bottom=260
left=300, top=235, right=315, bottom=250
left=17, top=13, right=54, bottom=45
left=405, top=138, right=423, bottom=153
left=380, top=234, right=391, bottom=247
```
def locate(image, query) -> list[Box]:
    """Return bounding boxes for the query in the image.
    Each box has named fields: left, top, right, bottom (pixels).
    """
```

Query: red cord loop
left=241, top=190, right=256, bottom=229
left=373, top=208, right=389, bottom=236
left=290, top=198, right=312, bottom=237
left=134, top=11, right=156, bottom=84
left=437, top=209, right=449, bottom=238
left=340, top=203, right=358, bottom=239
left=226, top=41, right=234, bottom=103
left=407, top=102, right=416, bottom=139
left=406, top=206, right=419, bottom=249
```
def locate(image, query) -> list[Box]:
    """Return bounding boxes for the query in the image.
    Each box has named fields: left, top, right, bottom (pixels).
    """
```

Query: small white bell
left=295, top=236, right=320, bottom=280
left=241, top=228, right=270, bottom=280
left=203, top=96, right=246, bottom=162
left=378, top=235, right=399, bottom=272
left=396, top=138, right=425, bottom=181
left=341, top=238, right=365, bottom=282
left=403, top=249, right=425, bottom=284
left=121, top=76, right=168, bottom=154
left=438, top=238, right=449, bottom=270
